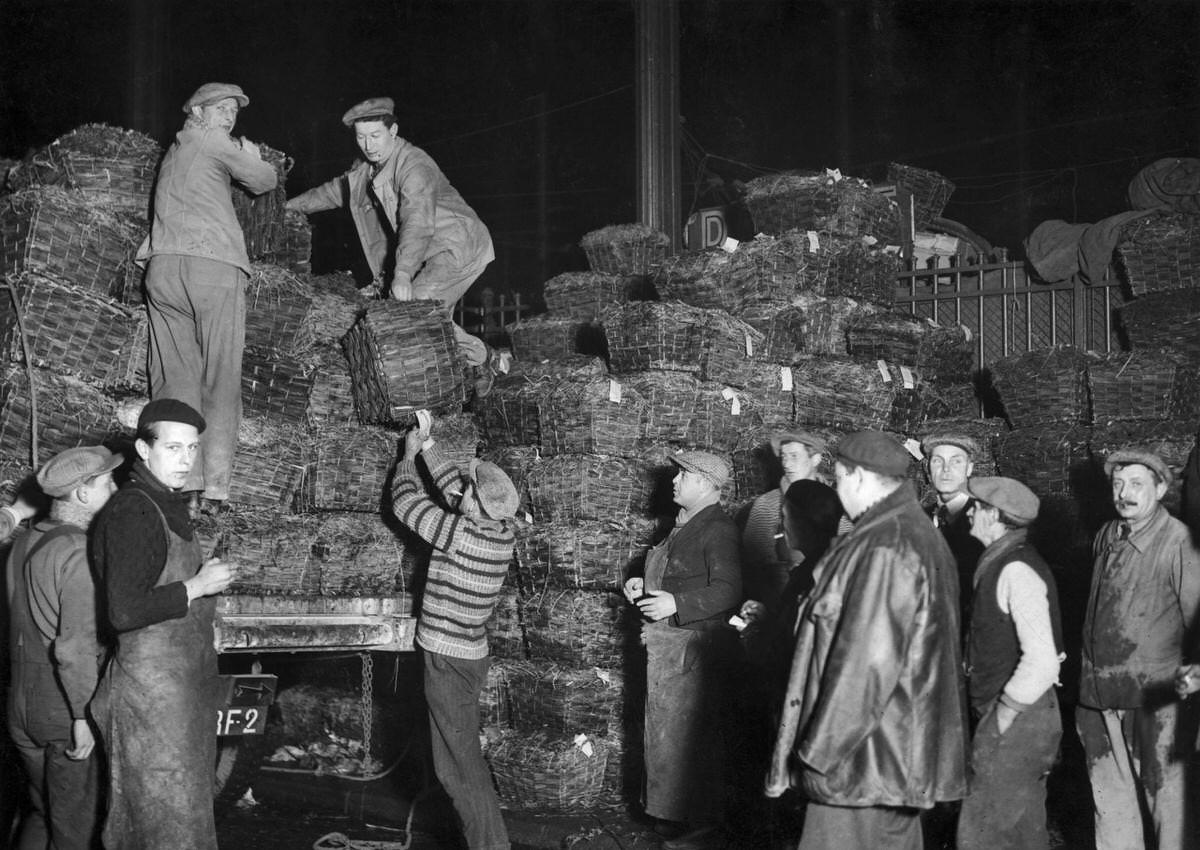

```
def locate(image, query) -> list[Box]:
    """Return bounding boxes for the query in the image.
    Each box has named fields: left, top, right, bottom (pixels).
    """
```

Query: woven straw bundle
left=822, top=236, right=903, bottom=307
left=729, top=231, right=831, bottom=305
left=306, top=425, right=397, bottom=512
left=475, top=370, right=558, bottom=447
left=922, top=382, right=982, bottom=420
left=538, top=374, right=646, bottom=458
left=0, top=187, right=143, bottom=301
left=742, top=172, right=900, bottom=243
left=887, top=163, right=956, bottom=230
left=504, top=662, right=625, bottom=736
left=506, top=314, right=606, bottom=362
left=1115, top=213, right=1200, bottom=297
left=48, top=124, right=162, bottom=219
left=523, top=453, right=650, bottom=522
left=994, top=424, right=1093, bottom=499
left=739, top=363, right=797, bottom=428
left=486, top=585, right=528, bottom=660
left=0, top=365, right=122, bottom=465
left=736, top=299, right=809, bottom=364
left=628, top=370, right=699, bottom=447
left=312, top=512, right=424, bottom=596
left=480, top=445, right=541, bottom=500
left=652, top=249, right=741, bottom=312
left=1087, top=350, right=1178, bottom=424
left=792, top=356, right=925, bottom=432
left=304, top=345, right=358, bottom=429
left=485, top=729, right=609, bottom=812
left=244, top=264, right=318, bottom=357
left=228, top=415, right=310, bottom=509
left=304, top=271, right=364, bottom=346
left=264, top=208, right=312, bottom=273
left=514, top=516, right=659, bottom=591
left=218, top=509, right=321, bottom=595
left=425, top=412, right=481, bottom=471
left=231, top=141, right=292, bottom=264
left=914, top=417, right=1008, bottom=478
left=5, top=272, right=147, bottom=392
left=1117, top=290, right=1200, bottom=356
left=844, top=311, right=973, bottom=384
left=521, top=589, right=633, bottom=667
left=799, top=291, right=878, bottom=356
left=342, top=299, right=466, bottom=423
left=579, top=224, right=670, bottom=276
left=542, top=271, right=636, bottom=321
left=240, top=346, right=316, bottom=424
left=990, top=346, right=1090, bottom=429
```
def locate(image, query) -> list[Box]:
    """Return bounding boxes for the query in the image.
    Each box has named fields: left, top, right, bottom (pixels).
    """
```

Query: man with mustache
left=1077, top=448, right=1200, bottom=850
left=137, top=82, right=278, bottom=517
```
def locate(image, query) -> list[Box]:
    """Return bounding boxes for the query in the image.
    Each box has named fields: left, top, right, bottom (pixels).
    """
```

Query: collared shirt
left=1080, top=503, right=1200, bottom=708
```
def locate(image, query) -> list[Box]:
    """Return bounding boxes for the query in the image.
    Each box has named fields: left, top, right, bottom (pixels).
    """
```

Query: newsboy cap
left=37, top=446, right=122, bottom=499
left=468, top=459, right=520, bottom=521
left=670, top=450, right=731, bottom=490
left=1104, top=448, right=1172, bottom=487
left=920, top=432, right=980, bottom=460
left=137, top=398, right=207, bottom=434
left=967, top=476, right=1040, bottom=525
left=342, top=97, right=396, bottom=127
left=836, top=430, right=912, bottom=478
left=183, top=82, right=248, bottom=113
left=770, top=431, right=827, bottom=457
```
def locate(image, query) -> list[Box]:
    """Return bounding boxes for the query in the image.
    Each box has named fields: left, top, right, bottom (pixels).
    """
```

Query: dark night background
left=3, top=0, right=1197, bottom=301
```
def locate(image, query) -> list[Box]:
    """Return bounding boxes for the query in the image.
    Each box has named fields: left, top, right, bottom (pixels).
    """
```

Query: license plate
left=216, top=674, right=277, bottom=737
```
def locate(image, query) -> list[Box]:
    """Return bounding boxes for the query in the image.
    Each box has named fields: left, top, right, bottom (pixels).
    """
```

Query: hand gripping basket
left=579, top=224, right=670, bottom=276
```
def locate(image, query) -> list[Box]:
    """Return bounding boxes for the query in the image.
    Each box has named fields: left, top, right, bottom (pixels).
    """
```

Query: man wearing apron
left=622, top=451, right=741, bottom=850
left=91, top=399, right=237, bottom=850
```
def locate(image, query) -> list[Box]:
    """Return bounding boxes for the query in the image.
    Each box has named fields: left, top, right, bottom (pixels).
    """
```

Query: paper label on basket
left=899, top=365, right=915, bottom=389
left=721, top=237, right=739, bottom=253
left=523, top=511, right=533, bottom=524
left=903, top=438, right=924, bottom=460
left=744, top=333, right=754, bottom=357
left=609, top=379, right=622, bottom=403
left=806, top=230, right=820, bottom=252
left=573, top=733, right=595, bottom=757
left=825, top=167, right=843, bottom=182
left=780, top=366, right=794, bottom=391
left=415, top=409, right=431, bottom=432
left=876, top=360, right=892, bottom=383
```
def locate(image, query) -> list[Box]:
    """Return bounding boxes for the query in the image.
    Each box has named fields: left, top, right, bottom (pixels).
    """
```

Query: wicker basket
left=1116, top=290, right=1200, bottom=358
left=244, top=264, right=317, bottom=357
left=736, top=299, right=808, bottom=365
left=742, top=171, right=900, bottom=243
left=844, top=311, right=973, bottom=384
left=504, top=662, right=625, bottom=736
left=523, top=453, right=650, bottom=522
left=227, top=415, right=310, bottom=510
left=791, top=356, right=926, bottom=432
left=506, top=314, right=607, bottom=363
left=652, top=249, right=741, bottom=312
left=823, top=236, right=903, bottom=307
left=479, top=445, right=542, bottom=502
left=631, top=370, right=760, bottom=453
left=0, top=365, right=123, bottom=465
left=739, top=363, right=797, bottom=428
left=341, top=299, right=466, bottom=424
left=476, top=356, right=606, bottom=447
left=487, top=585, right=528, bottom=660
left=580, top=224, right=670, bottom=276
left=51, top=124, right=162, bottom=219
left=305, top=425, right=397, bottom=512
left=990, top=346, right=1090, bottom=429
left=231, top=141, right=292, bottom=264
left=886, top=163, right=956, bottom=231
left=542, top=271, right=636, bottom=321
left=304, top=271, right=364, bottom=346
left=486, top=730, right=609, bottom=812
left=0, top=187, right=142, bottom=301
left=521, top=589, right=633, bottom=668
left=424, top=412, right=481, bottom=471
left=994, top=424, right=1093, bottom=499
left=729, top=231, right=831, bottom=306
left=217, top=509, right=321, bottom=595
left=263, top=208, right=313, bottom=273
left=241, top=347, right=316, bottom=424
left=514, top=516, right=659, bottom=591
left=922, top=382, right=982, bottom=420
left=1087, top=350, right=1178, bottom=424
left=538, top=374, right=646, bottom=459
left=1115, top=213, right=1200, bottom=297
left=312, top=512, right=424, bottom=596
left=304, top=346, right=359, bottom=429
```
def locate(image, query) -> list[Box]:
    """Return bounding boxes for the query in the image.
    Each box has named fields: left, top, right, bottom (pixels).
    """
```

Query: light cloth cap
left=37, top=446, right=122, bottom=498
left=1104, top=448, right=1172, bottom=487
left=468, top=459, right=519, bottom=520
left=183, top=82, right=248, bottom=113
left=670, top=450, right=731, bottom=490
left=770, top=431, right=827, bottom=456
left=920, top=432, right=980, bottom=460
left=836, top=430, right=912, bottom=478
left=342, top=97, right=396, bottom=127
left=967, top=476, right=1040, bottom=524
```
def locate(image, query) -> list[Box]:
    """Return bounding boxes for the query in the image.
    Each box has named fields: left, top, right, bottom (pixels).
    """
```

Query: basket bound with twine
left=1115, top=213, right=1200, bottom=297
left=486, top=584, right=528, bottom=660
left=631, top=371, right=761, bottom=453
left=993, top=424, right=1094, bottom=499
left=579, top=224, right=670, bottom=276
left=514, top=516, right=659, bottom=591
left=0, top=365, right=123, bottom=465
left=304, top=425, right=397, bottom=512
left=844, top=311, right=974, bottom=384
left=1116, top=290, right=1200, bottom=357
left=45, top=124, right=162, bottom=220
left=217, top=509, right=322, bottom=596
left=886, top=163, right=956, bottom=231
left=792, top=356, right=926, bottom=432
left=485, top=729, right=609, bottom=812
left=474, top=356, right=605, bottom=447
left=520, top=589, right=634, bottom=668
left=241, top=347, right=316, bottom=424
left=312, top=512, right=425, bottom=596
left=523, top=453, right=650, bottom=522
left=341, top=299, right=466, bottom=424
left=228, top=415, right=310, bottom=510
left=231, top=140, right=293, bottom=264
left=990, top=346, right=1090, bottom=429
left=652, top=249, right=741, bottom=312
left=1087, top=350, right=1178, bottom=424
left=506, top=314, right=607, bottom=363
left=538, top=373, right=646, bottom=459
left=742, top=171, right=900, bottom=243
left=542, top=271, right=637, bottom=321
left=504, top=662, right=625, bottom=736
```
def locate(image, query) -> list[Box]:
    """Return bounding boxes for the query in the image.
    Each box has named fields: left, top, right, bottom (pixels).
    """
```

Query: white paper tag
left=903, top=438, right=924, bottom=460
left=573, top=733, right=595, bottom=758
left=780, top=366, right=793, bottom=391
left=728, top=614, right=748, bottom=632
left=806, top=230, right=820, bottom=252
left=876, top=360, right=892, bottom=383
left=744, top=333, right=754, bottom=357
left=899, top=365, right=915, bottom=389
left=608, top=379, right=622, bottom=403
left=416, top=409, right=431, bottom=431
left=825, top=167, right=843, bottom=182
left=721, top=387, right=735, bottom=401
left=721, top=236, right=740, bottom=253
left=961, top=324, right=973, bottom=342
left=523, top=511, right=533, bottom=524
left=731, top=393, right=742, bottom=416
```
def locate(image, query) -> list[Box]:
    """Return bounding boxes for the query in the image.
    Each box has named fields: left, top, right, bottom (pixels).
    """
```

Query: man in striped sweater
left=391, top=419, right=519, bottom=850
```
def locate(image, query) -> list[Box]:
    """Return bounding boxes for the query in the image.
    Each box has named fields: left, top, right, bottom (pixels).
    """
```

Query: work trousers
left=798, top=803, right=922, bottom=850
left=145, top=254, right=245, bottom=500
left=957, top=688, right=1062, bottom=850
left=1076, top=701, right=1198, bottom=850
left=411, top=251, right=489, bottom=366
left=8, top=661, right=101, bottom=850
left=423, top=651, right=509, bottom=850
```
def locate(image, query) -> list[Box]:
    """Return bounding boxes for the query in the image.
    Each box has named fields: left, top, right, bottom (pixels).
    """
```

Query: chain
left=359, top=651, right=374, bottom=768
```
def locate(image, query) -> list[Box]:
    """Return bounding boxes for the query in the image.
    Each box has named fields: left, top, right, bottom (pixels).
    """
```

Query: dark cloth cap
left=37, top=446, right=122, bottom=498
left=137, top=398, right=206, bottom=434
left=183, top=83, right=248, bottom=113
left=1104, top=448, right=1172, bottom=486
left=836, top=430, right=912, bottom=477
left=342, top=97, right=396, bottom=127
left=771, top=430, right=827, bottom=456
left=468, top=459, right=519, bottom=520
left=670, top=450, right=731, bottom=489
left=967, top=476, right=1040, bottom=524
left=920, top=432, right=980, bottom=460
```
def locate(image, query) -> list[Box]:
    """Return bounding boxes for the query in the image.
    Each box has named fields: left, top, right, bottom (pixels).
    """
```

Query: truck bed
left=215, top=594, right=416, bottom=653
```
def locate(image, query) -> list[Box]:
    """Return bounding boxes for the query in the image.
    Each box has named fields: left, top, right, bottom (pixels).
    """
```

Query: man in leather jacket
left=765, top=430, right=967, bottom=850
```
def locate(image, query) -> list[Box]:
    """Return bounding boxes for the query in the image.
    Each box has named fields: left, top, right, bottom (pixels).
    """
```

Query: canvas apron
left=95, top=491, right=219, bottom=850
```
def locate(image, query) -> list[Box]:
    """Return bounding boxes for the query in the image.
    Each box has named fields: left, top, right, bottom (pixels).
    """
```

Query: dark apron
left=94, top=491, right=219, bottom=850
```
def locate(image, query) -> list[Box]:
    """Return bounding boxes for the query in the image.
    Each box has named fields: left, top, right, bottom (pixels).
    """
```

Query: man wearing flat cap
left=286, top=97, right=500, bottom=395
left=91, top=398, right=237, bottom=849
left=1076, top=448, right=1200, bottom=850
left=622, top=451, right=741, bottom=850
left=137, top=82, right=278, bottom=518
left=6, top=446, right=118, bottom=849
left=922, top=432, right=985, bottom=626
left=955, top=477, right=1064, bottom=850
left=391, top=414, right=519, bottom=850
left=766, top=430, right=966, bottom=850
